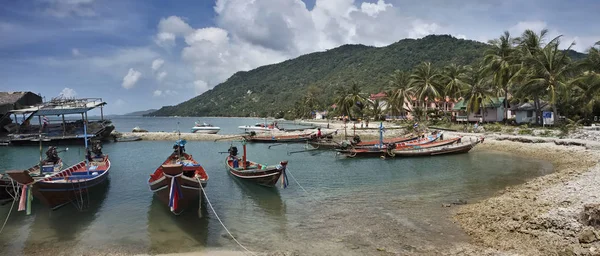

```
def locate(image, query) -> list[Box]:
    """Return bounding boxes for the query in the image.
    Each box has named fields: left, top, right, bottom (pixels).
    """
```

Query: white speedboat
left=238, top=122, right=281, bottom=133
left=191, top=122, right=220, bottom=134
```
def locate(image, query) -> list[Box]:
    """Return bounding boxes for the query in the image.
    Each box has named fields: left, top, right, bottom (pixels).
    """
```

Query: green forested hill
left=148, top=35, right=499, bottom=117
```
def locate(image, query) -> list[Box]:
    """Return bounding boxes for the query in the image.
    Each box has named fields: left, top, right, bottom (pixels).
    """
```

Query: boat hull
left=225, top=159, right=284, bottom=187
left=148, top=153, right=209, bottom=215
left=238, top=126, right=281, bottom=133
left=149, top=175, right=206, bottom=215
left=6, top=157, right=111, bottom=210
left=33, top=171, right=110, bottom=209
left=391, top=141, right=479, bottom=157
left=191, top=128, right=220, bottom=134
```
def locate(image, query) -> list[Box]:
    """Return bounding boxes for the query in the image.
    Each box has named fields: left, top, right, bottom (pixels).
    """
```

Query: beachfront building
left=452, top=97, right=507, bottom=123
left=368, top=91, right=459, bottom=120
left=313, top=110, right=328, bottom=119
left=510, top=101, right=553, bottom=124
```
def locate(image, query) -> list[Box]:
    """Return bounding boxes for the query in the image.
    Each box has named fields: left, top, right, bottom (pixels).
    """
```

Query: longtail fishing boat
left=6, top=116, right=110, bottom=212
left=6, top=141, right=110, bottom=211
left=0, top=146, right=65, bottom=202
left=392, top=136, right=461, bottom=151
left=390, top=137, right=483, bottom=157
left=355, top=134, right=420, bottom=147
left=243, top=133, right=313, bottom=143
left=148, top=139, right=209, bottom=215
left=337, top=131, right=444, bottom=157
left=224, top=141, right=288, bottom=187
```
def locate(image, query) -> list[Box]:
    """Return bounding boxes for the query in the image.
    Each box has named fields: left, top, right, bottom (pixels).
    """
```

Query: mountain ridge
left=148, top=35, right=586, bottom=117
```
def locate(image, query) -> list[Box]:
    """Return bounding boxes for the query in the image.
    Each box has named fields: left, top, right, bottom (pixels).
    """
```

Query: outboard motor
left=45, top=146, right=60, bottom=164
left=228, top=146, right=238, bottom=157
left=352, top=135, right=361, bottom=144
left=91, top=141, right=103, bottom=156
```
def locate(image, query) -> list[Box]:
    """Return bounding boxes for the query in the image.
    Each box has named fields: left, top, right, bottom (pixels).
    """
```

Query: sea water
left=0, top=118, right=552, bottom=255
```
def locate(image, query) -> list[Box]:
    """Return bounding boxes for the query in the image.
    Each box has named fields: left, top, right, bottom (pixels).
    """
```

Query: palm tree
left=386, top=70, right=412, bottom=119
left=367, top=99, right=385, bottom=121
left=484, top=31, right=518, bottom=122
left=461, top=65, right=495, bottom=116
left=333, top=82, right=365, bottom=120
left=441, top=64, right=467, bottom=120
left=571, top=42, right=600, bottom=118
left=515, top=37, right=575, bottom=125
left=409, top=62, right=443, bottom=115
left=333, top=86, right=351, bottom=119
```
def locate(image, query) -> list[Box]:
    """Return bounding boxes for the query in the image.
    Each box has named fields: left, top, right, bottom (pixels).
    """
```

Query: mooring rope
left=0, top=180, right=20, bottom=234
left=285, top=168, right=318, bottom=202
left=196, top=177, right=256, bottom=256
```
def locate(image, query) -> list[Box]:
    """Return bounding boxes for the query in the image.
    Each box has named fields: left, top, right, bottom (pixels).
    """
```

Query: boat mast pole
left=62, top=114, right=66, bottom=137
left=83, top=113, right=89, bottom=175
left=242, top=140, right=247, bottom=169
left=379, top=122, right=384, bottom=148
left=177, top=122, right=181, bottom=161
left=100, top=104, right=104, bottom=121
left=38, top=115, right=43, bottom=165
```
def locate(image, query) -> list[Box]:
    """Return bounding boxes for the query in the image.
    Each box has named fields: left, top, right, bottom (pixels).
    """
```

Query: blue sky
left=1, top=0, right=599, bottom=114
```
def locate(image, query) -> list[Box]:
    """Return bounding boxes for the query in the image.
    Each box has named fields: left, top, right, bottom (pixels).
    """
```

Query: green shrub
left=485, top=123, right=503, bottom=132
left=518, top=128, right=533, bottom=135
left=539, top=130, right=554, bottom=137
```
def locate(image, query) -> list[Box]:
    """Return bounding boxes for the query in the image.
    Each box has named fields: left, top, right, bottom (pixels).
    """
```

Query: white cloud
left=154, top=0, right=427, bottom=95
left=455, top=34, right=467, bottom=40
left=185, top=27, right=229, bottom=45
left=193, top=80, right=210, bottom=95
left=360, top=0, right=393, bottom=17
left=155, top=16, right=194, bottom=47
left=43, top=0, right=96, bottom=18
left=153, top=90, right=162, bottom=97
left=59, top=87, right=77, bottom=98
left=151, top=58, right=164, bottom=71
left=122, top=68, right=141, bottom=89
left=408, top=20, right=440, bottom=38
left=71, top=48, right=81, bottom=57
left=510, top=21, right=548, bottom=35
left=156, top=71, right=167, bottom=82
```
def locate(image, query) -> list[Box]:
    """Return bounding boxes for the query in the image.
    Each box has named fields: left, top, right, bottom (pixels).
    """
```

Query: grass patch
left=518, top=128, right=534, bottom=135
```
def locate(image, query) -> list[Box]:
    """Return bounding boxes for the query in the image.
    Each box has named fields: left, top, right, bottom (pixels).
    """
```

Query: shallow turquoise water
left=0, top=138, right=552, bottom=255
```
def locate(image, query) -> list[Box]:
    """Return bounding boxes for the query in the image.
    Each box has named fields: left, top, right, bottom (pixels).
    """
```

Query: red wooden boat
left=392, top=136, right=461, bottom=150
left=6, top=155, right=110, bottom=210
left=148, top=140, right=209, bottom=215
left=224, top=143, right=288, bottom=187
left=337, top=132, right=446, bottom=158
left=355, top=134, right=419, bottom=146
left=390, top=137, right=482, bottom=157
left=243, top=133, right=314, bottom=143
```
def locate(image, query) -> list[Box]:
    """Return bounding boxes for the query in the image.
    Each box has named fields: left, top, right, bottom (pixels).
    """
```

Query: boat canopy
left=9, top=99, right=106, bottom=116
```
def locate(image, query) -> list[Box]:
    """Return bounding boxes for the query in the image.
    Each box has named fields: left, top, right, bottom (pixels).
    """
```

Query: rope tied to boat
left=0, top=179, right=20, bottom=235
left=164, top=173, right=183, bottom=213
left=285, top=168, right=318, bottom=202
left=195, top=177, right=257, bottom=256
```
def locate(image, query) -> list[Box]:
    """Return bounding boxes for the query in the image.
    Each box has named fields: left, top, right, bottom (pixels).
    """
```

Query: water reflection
left=146, top=196, right=210, bottom=254
left=17, top=179, right=110, bottom=255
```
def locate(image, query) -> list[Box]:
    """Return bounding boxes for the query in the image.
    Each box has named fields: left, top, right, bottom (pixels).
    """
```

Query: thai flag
left=43, top=116, right=49, bottom=125
left=168, top=177, right=183, bottom=212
